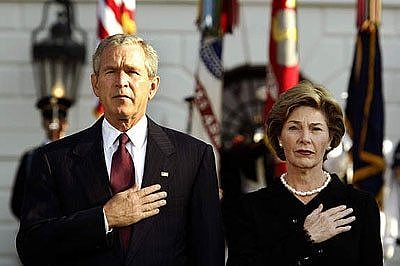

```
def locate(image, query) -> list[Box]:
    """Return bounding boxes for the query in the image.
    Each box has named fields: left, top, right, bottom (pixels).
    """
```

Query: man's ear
left=91, top=74, right=100, bottom=97
left=148, top=76, right=160, bottom=100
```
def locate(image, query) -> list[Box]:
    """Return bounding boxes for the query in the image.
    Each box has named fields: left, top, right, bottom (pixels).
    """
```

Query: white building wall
left=0, top=0, right=399, bottom=265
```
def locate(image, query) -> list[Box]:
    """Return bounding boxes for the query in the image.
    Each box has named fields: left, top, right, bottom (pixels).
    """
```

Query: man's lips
left=113, top=95, right=132, bottom=100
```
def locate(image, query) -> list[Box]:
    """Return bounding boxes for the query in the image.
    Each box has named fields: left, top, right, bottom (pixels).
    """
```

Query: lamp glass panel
left=33, top=57, right=83, bottom=103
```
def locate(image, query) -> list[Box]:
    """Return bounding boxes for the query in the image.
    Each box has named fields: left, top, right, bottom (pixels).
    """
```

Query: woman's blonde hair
left=266, top=80, right=345, bottom=161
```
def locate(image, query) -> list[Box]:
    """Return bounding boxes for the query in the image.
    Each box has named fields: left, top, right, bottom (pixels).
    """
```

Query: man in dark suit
left=16, top=34, right=224, bottom=266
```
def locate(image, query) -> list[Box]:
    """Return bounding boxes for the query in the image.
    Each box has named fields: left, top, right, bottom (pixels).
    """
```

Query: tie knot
left=119, top=133, right=130, bottom=146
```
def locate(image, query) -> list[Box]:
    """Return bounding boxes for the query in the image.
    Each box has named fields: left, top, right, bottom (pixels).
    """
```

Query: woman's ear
left=278, top=137, right=283, bottom=147
left=327, top=138, right=333, bottom=151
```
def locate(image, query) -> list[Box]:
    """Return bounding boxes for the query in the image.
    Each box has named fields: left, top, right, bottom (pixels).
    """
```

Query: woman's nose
left=299, top=129, right=312, bottom=143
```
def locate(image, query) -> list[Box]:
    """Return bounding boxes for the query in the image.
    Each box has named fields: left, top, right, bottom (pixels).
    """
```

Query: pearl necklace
left=280, top=171, right=331, bottom=196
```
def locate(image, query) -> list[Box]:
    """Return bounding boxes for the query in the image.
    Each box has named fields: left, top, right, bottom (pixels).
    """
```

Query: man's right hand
left=104, top=184, right=167, bottom=228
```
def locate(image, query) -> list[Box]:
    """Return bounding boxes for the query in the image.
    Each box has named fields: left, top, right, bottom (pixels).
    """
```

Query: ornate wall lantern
left=31, top=0, right=86, bottom=130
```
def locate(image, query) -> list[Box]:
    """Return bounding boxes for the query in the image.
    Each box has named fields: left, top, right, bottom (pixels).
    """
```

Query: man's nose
left=116, top=71, right=129, bottom=87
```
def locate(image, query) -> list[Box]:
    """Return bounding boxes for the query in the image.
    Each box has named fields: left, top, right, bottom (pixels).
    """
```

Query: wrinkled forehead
left=285, top=106, right=328, bottom=125
left=100, top=43, right=144, bottom=58
left=99, top=44, right=146, bottom=68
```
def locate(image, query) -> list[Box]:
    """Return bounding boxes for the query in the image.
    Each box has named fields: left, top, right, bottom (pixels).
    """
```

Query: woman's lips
left=295, top=149, right=314, bottom=155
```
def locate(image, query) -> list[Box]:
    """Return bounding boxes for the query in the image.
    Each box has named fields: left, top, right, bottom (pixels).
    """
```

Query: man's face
left=91, top=44, right=159, bottom=129
left=43, top=117, right=68, bottom=141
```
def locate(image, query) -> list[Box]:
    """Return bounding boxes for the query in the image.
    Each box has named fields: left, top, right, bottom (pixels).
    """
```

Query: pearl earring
left=327, top=146, right=332, bottom=151
left=279, top=142, right=283, bottom=147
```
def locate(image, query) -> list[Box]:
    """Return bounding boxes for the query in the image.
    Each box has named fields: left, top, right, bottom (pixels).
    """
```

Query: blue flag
left=345, top=21, right=385, bottom=199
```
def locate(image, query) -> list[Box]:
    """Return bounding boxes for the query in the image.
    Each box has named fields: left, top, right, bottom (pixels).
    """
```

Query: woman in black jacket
left=226, top=80, right=382, bottom=266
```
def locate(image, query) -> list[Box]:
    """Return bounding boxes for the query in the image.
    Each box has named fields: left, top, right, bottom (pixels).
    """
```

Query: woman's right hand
left=303, top=204, right=356, bottom=243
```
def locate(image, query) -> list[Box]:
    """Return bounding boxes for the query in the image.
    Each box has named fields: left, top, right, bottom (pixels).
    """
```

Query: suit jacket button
left=296, top=256, right=312, bottom=265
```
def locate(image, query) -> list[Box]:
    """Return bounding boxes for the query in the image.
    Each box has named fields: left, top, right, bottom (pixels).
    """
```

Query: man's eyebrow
left=124, top=65, right=139, bottom=71
left=102, top=65, right=117, bottom=71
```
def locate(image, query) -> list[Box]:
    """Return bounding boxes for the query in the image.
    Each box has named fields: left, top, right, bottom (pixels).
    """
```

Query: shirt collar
left=102, top=116, right=148, bottom=149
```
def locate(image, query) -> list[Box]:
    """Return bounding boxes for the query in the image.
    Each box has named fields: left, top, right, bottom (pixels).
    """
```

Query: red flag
left=269, top=0, right=299, bottom=95
left=266, top=0, right=299, bottom=176
left=94, top=0, right=137, bottom=118
left=220, top=0, right=239, bottom=34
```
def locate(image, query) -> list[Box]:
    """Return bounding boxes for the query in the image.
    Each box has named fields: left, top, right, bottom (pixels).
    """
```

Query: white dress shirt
left=101, top=115, right=148, bottom=232
left=102, top=116, right=148, bottom=188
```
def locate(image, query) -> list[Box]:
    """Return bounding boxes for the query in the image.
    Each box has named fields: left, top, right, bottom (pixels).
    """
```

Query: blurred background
left=0, top=0, right=400, bottom=265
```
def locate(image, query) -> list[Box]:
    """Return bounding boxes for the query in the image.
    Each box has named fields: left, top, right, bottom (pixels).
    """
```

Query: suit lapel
left=127, top=118, right=175, bottom=262
left=141, top=119, right=175, bottom=188
left=72, top=117, right=112, bottom=206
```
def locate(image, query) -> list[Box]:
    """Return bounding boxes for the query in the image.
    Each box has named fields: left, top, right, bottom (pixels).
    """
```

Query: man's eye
left=128, top=70, right=139, bottom=75
left=105, top=70, right=114, bottom=74
left=288, top=126, right=298, bottom=130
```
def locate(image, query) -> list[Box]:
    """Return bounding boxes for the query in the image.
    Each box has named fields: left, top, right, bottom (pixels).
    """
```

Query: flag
left=345, top=0, right=385, bottom=203
left=194, top=36, right=223, bottom=150
left=192, top=0, right=238, bottom=151
left=220, top=0, right=239, bottom=34
left=94, top=0, right=137, bottom=118
left=268, top=0, right=299, bottom=97
left=265, top=0, right=299, bottom=177
left=97, top=0, right=136, bottom=39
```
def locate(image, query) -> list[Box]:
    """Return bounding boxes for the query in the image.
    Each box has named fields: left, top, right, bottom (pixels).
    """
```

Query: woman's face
left=279, top=106, right=331, bottom=170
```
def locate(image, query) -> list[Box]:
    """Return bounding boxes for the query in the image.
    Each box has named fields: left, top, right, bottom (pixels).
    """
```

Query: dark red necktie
left=110, top=133, right=135, bottom=252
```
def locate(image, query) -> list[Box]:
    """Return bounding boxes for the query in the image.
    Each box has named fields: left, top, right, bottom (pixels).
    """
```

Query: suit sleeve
left=11, top=151, right=32, bottom=219
left=16, top=147, right=114, bottom=264
left=189, top=144, right=225, bottom=266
